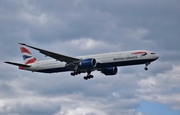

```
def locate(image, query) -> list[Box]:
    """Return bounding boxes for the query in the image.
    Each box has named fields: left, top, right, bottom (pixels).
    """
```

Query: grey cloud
left=1, top=0, right=179, bottom=53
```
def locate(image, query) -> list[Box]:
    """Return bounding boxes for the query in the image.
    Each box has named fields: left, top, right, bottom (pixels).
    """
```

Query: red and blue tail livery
left=20, top=45, right=36, bottom=65
left=5, top=43, right=159, bottom=80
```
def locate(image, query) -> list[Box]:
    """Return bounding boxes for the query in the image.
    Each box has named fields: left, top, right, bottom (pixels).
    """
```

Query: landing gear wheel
left=83, top=74, right=94, bottom=80
left=89, top=75, right=94, bottom=78
left=144, top=62, right=150, bottom=71
left=144, top=67, right=148, bottom=71
left=83, top=70, right=95, bottom=80
left=83, top=76, right=88, bottom=80
left=71, top=72, right=75, bottom=76
left=71, top=72, right=81, bottom=76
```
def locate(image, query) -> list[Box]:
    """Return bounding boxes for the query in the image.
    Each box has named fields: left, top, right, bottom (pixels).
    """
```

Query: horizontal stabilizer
left=4, top=61, right=31, bottom=67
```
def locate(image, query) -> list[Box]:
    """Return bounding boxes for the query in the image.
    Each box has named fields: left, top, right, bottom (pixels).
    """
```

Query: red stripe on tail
left=20, top=47, right=32, bottom=54
left=25, top=58, right=36, bottom=65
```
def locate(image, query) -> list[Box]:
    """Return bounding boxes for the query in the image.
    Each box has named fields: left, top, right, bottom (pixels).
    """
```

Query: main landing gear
left=70, top=71, right=94, bottom=80
left=71, top=71, right=81, bottom=76
left=144, top=62, right=150, bottom=71
left=84, top=75, right=94, bottom=80
left=83, top=71, right=93, bottom=80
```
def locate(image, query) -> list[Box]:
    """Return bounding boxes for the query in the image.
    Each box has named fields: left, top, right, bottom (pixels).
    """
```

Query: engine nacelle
left=80, top=58, right=97, bottom=68
left=101, top=67, right=118, bottom=75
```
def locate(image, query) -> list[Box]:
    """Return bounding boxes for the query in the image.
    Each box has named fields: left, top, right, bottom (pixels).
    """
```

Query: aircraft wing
left=19, top=43, right=80, bottom=63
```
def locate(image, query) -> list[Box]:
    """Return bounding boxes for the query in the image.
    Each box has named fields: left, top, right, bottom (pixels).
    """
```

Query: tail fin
left=20, top=44, right=37, bottom=65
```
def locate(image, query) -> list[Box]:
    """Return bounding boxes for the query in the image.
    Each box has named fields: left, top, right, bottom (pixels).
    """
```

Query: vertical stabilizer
left=20, top=45, right=37, bottom=65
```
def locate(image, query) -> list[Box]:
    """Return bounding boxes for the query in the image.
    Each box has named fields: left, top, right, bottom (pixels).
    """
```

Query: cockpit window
left=151, top=53, right=156, bottom=54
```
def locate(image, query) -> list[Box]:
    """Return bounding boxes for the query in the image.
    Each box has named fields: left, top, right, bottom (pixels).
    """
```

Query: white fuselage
left=22, top=50, right=159, bottom=73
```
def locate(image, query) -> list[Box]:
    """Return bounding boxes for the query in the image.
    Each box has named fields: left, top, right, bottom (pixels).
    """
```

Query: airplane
left=5, top=43, right=159, bottom=80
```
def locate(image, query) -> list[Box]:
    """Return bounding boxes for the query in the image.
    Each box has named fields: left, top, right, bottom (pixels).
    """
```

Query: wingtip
left=19, top=43, right=26, bottom=45
left=4, top=61, right=12, bottom=64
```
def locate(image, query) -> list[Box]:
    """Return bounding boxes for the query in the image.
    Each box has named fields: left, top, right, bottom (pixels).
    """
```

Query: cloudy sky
left=0, top=0, right=180, bottom=115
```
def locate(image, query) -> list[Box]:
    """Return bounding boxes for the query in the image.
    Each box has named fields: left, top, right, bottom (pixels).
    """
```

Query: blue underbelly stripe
left=36, top=59, right=155, bottom=73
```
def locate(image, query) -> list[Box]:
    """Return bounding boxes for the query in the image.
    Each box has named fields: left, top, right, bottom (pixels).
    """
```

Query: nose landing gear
left=144, top=66, right=148, bottom=71
left=144, top=62, right=150, bottom=71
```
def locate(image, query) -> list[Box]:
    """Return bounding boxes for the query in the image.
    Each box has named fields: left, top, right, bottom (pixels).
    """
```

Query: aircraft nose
left=155, top=55, right=159, bottom=60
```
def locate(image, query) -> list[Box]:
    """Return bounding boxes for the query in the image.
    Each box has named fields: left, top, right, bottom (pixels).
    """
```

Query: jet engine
left=80, top=58, right=97, bottom=68
left=101, top=67, right=118, bottom=75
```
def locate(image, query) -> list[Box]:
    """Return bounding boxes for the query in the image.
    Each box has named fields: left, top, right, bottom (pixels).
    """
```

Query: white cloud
left=57, top=107, right=107, bottom=115
left=137, top=64, right=180, bottom=110
left=69, top=38, right=108, bottom=50
left=36, top=38, right=122, bottom=57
